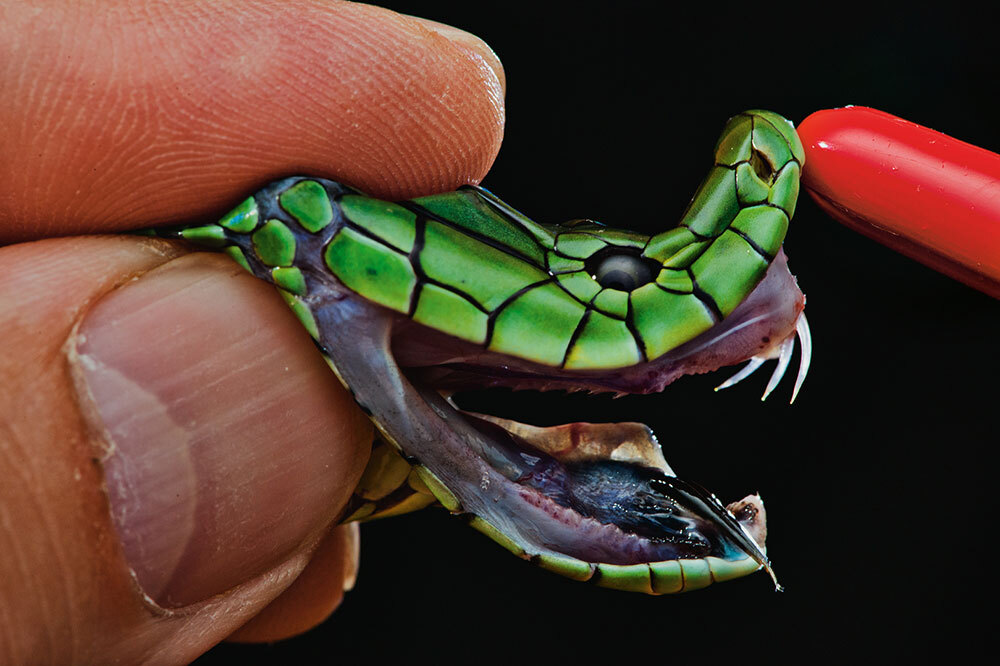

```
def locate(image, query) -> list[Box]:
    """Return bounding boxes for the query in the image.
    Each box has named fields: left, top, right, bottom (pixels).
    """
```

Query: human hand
left=0, top=1, right=504, bottom=663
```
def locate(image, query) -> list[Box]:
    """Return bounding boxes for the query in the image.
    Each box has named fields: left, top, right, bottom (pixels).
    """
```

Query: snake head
left=164, top=110, right=808, bottom=593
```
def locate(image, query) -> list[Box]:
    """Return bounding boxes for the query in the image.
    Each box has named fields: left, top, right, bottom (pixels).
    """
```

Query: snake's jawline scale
left=154, top=109, right=811, bottom=594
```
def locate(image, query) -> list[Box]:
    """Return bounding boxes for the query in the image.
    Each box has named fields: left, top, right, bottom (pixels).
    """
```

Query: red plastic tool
left=798, top=106, right=1000, bottom=298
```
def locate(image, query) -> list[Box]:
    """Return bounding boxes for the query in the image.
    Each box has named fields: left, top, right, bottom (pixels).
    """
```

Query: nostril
left=750, top=148, right=775, bottom=183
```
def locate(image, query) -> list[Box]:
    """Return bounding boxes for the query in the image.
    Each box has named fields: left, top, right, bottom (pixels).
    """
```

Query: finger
left=227, top=523, right=361, bottom=643
left=0, top=237, right=371, bottom=664
left=417, top=16, right=506, bottom=94
left=0, top=0, right=505, bottom=242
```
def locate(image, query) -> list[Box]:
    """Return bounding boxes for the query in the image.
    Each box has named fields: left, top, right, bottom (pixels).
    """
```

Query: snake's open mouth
left=458, top=410, right=774, bottom=576
left=383, top=253, right=808, bottom=590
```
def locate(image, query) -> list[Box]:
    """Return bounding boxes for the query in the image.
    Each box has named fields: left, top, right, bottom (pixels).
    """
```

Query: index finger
left=0, top=0, right=505, bottom=243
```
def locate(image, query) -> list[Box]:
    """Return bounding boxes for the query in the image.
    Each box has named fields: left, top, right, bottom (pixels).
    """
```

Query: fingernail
left=73, top=253, right=368, bottom=608
left=342, top=522, right=360, bottom=592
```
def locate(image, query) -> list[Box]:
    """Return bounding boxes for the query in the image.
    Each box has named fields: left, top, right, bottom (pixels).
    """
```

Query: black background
left=201, top=3, right=997, bottom=663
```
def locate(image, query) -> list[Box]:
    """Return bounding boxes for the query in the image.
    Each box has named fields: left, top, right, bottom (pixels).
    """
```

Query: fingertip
left=226, top=523, right=361, bottom=643
left=413, top=16, right=507, bottom=96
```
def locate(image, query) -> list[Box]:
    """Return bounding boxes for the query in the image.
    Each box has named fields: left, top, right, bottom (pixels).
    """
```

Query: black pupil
left=594, top=254, right=654, bottom=291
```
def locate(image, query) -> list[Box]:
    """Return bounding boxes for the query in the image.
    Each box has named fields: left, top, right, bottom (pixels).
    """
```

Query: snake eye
left=591, top=253, right=656, bottom=291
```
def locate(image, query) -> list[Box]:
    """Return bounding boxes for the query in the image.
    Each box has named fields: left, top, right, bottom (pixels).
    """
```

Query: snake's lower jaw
left=466, top=413, right=770, bottom=556
left=452, top=410, right=777, bottom=592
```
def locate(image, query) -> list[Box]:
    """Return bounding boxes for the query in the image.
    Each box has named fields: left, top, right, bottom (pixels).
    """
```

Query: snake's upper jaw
left=392, top=251, right=805, bottom=399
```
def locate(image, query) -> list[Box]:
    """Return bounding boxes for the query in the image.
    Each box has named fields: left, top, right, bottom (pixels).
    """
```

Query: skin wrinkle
left=91, top=31, right=211, bottom=223
left=36, top=461, right=84, bottom=662
left=0, top=435, right=57, bottom=662
left=63, top=7, right=140, bottom=228
left=7, top=14, right=56, bottom=232
left=355, top=21, right=494, bottom=184
left=0, top=536, right=13, bottom=661
left=297, top=22, right=449, bottom=193
left=304, top=5, right=490, bottom=191
left=330, top=8, right=498, bottom=184
left=1, top=396, right=81, bottom=663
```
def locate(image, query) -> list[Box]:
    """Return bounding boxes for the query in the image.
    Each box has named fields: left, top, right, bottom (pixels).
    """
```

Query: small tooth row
left=466, top=515, right=761, bottom=593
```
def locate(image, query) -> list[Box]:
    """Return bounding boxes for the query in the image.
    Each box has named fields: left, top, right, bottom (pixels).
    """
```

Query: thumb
left=0, top=237, right=370, bottom=664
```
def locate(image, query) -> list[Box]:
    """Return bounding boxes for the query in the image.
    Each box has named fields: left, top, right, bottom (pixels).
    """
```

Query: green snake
left=150, top=109, right=809, bottom=594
